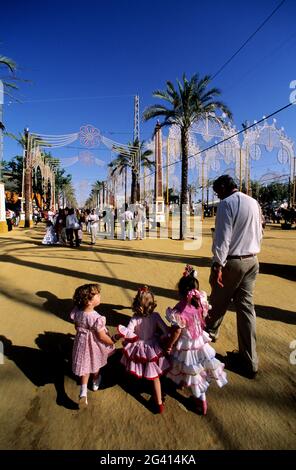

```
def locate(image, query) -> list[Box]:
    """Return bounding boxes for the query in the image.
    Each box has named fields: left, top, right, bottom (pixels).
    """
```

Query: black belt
left=227, top=254, right=256, bottom=260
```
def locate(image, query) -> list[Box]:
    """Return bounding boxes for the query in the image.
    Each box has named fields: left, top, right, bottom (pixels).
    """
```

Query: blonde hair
left=132, top=286, right=156, bottom=317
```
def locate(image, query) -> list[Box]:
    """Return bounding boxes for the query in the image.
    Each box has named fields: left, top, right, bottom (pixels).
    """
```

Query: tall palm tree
left=143, top=73, right=232, bottom=239
left=1, top=55, right=18, bottom=186
left=108, top=152, right=129, bottom=206
left=0, top=55, right=18, bottom=100
left=92, top=180, right=105, bottom=207
left=109, top=139, right=153, bottom=205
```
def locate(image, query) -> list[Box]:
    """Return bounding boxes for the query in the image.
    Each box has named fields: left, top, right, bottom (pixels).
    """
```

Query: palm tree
left=109, top=139, right=153, bottom=205
left=1, top=55, right=18, bottom=188
left=92, top=180, right=105, bottom=208
left=0, top=55, right=18, bottom=101
left=63, top=182, right=77, bottom=208
left=109, top=152, right=129, bottom=206
left=143, top=73, right=232, bottom=239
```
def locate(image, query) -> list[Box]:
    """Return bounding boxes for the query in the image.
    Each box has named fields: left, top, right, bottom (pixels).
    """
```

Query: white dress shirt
left=88, top=213, right=99, bottom=227
left=212, top=191, right=263, bottom=266
left=66, top=214, right=79, bottom=229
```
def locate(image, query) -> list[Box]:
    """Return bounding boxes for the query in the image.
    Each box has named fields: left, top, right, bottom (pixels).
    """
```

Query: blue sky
left=1, top=0, right=296, bottom=203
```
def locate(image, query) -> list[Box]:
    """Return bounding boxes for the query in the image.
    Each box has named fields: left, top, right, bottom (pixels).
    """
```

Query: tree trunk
left=180, top=127, right=189, bottom=240
left=24, top=167, right=32, bottom=227
left=131, top=168, right=137, bottom=204
left=125, top=167, right=127, bottom=207
left=24, top=134, right=32, bottom=228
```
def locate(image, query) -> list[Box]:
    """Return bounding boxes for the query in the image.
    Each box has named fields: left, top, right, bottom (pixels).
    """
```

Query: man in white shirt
left=88, top=209, right=99, bottom=245
left=206, top=175, right=263, bottom=378
left=123, top=206, right=134, bottom=240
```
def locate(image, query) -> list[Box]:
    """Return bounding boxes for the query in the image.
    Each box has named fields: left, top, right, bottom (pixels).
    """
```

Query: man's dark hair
left=213, top=174, right=238, bottom=193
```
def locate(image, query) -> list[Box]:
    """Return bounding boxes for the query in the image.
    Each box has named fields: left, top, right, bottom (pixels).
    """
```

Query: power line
left=6, top=94, right=135, bottom=105
left=212, top=0, right=286, bottom=79
left=141, top=99, right=296, bottom=180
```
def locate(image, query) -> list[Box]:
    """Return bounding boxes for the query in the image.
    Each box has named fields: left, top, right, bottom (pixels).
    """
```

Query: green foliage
left=108, top=139, right=153, bottom=203
left=2, top=156, right=23, bottom=193
left=256, top=181, right=289, bottom=205
left=0, top=55, right=17, bottom=97
left=143, top=73, right=231, bottom=238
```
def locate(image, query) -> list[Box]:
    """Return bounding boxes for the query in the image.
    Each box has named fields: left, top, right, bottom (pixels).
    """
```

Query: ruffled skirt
left=167, top=330, right=227, bottom=397
left=121, top=339, right=170, bottom=380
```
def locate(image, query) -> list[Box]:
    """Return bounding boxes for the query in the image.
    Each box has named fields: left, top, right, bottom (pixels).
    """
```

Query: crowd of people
left=40, top=203, right=147, bottom=246
left=261, top=202, right=296, bottom=226
left=5, top=175, right=279, bottom=418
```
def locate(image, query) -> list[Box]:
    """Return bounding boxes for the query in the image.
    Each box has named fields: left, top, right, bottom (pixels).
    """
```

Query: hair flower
left=183, top=264, right=198, bottom=279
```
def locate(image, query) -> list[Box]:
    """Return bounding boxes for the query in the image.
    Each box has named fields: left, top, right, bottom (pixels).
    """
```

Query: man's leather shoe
left=225, top=351, right=258, bottom=379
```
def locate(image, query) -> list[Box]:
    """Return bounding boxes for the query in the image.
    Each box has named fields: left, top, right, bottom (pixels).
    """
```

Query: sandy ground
left=0, top=219, right=295, bottom=450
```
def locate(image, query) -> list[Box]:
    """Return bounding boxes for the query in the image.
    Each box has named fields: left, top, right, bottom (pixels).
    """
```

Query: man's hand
left=209, top=264, right=224, bottom=288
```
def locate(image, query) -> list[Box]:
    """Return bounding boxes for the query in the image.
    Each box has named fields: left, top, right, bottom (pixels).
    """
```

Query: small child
left=42, top=221, right=57, bottom=245
left=165, top=265, right=227, bottom=415
left=70, top=283, right=117, bottom=407
left=118, top=286, right=170, bottom=413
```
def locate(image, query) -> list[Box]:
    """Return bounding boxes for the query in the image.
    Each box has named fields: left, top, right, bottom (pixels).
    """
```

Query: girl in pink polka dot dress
left=70, top=283, right=117, bottom=408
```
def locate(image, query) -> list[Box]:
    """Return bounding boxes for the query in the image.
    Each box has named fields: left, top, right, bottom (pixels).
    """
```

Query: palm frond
left=0, top=56, right=17, bottom=73
left=152, top=89, right=173, bottom=103
left=1, top=82, right=18, bottom=90
left=143, top=105, right=175, bottom=122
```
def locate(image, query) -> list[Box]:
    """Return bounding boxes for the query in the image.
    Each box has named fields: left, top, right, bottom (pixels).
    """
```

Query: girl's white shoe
left=92, top=375, right=102, bottom=391
left=79, top=395, right=88, bottom=408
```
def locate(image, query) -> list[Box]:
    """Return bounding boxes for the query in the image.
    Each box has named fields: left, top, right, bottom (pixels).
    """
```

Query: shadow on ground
left=35, top=291, right=131, bottom=326
left=259, top=262, right=296, bottom=282
left=0, top=332, right=78, bottom=410
left=228, top=301, right=296, bottom=325
left=0, top=253, right=178, bottom=301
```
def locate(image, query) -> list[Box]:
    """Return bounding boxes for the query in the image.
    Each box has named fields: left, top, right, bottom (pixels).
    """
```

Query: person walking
left=118, top=286, right=170, bottom=413
left=70, top=283, right=117, bottom=407
left=165, top=265, right=227, bottom=415
left=88, top=209, right=99, bottom=245
left=205, top=175, right=263, bottom=379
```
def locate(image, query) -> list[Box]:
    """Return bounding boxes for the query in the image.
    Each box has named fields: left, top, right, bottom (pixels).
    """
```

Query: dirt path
left=0, top=220, right=295, bottom=450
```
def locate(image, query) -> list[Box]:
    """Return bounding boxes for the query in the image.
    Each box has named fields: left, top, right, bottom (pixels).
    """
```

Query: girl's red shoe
left=158, top=403, right=165, bottom=414
left=201, top=399, right=207, bottom=415
left=193, top=397, right=207, bottom=415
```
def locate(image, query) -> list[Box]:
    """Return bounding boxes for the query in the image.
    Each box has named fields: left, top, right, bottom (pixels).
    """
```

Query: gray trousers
left=206, top=256, right=259, bottom=372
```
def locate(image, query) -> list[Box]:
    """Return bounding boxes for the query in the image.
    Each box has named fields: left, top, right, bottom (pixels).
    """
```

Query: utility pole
left=239, top=148, right=243, bottom=191
left=166, top=137, right=169, bottom=205
left=24, top=129, right=32, bottom=227
left=201, top=155, right=205, bottom=221
left=134, top=95, right=140, bottom=201
left=293, top=157, right=296, bottom=207
left=0, top=80, right=8, bottom=232
left=154, top=121, right=164, bottom=223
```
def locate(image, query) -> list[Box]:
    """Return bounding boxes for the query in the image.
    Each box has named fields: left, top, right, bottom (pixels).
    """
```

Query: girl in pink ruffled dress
left=70, top=283, right=117, bottom=408
left=118, top=286, right=170, bottom=413
left=165, top=265, right=227, bottom=415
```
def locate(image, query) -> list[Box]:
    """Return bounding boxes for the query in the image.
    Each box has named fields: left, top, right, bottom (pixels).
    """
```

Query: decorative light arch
left=241, top=118, right=295, bottom=183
